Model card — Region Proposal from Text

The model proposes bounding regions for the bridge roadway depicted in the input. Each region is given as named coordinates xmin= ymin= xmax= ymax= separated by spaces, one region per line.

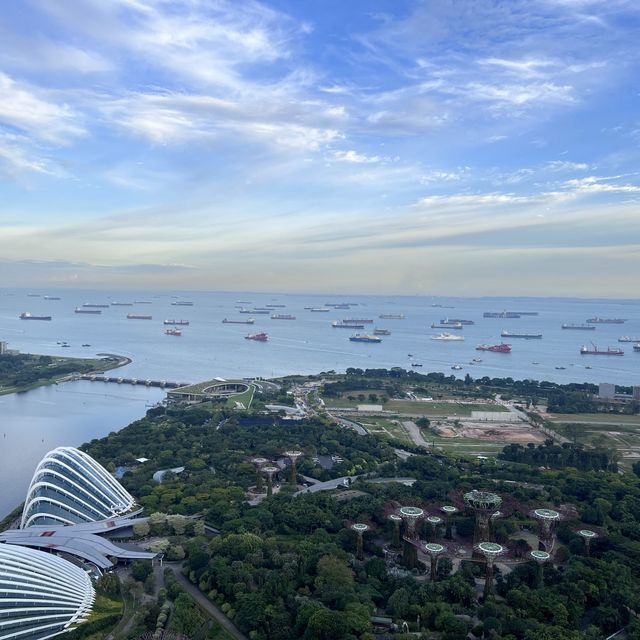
xmin=79 ymin=374 xmax=191 ymax=389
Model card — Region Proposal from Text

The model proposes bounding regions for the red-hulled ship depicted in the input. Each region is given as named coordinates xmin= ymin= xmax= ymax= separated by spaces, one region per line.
xmin=245 ymin=332 xmax=268 ymax=341
xmin=476 ymin=343 xmax=512 ymax=353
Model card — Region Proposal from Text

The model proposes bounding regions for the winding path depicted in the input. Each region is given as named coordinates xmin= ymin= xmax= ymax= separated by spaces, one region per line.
xmin=166 ymin=564 xmax=248 ymax=640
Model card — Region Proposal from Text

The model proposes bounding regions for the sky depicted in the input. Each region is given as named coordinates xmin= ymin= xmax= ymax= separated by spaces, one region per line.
xmin=1 ymin=0 xmax=639 ymax=296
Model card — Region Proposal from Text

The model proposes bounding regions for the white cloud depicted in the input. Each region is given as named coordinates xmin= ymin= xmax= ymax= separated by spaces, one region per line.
xmin=331 ymin=150 xmax=382 ymax=164
xmin=0 ymin=72 xmax=85 ymax=143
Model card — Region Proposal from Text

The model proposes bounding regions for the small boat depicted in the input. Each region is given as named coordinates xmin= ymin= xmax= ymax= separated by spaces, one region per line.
xmin=634 ymin=344 xmax=640 ymax=352
xmin=555 ymin=366 xmax=566 ymax=370
xmin=245 ymin=332 xmax=268 ymax=341
xmin=451 ymin=364 xmax=463 ymax=370
xmin=81 ymin=344 xmax=91 ymax=347
xmin=618 ymin=336 xmax=640 ymax=343
xmin=411 ymin=363 xmax=423 ymax=367
xmin=165 ymin=328 xmax=182 ymax=336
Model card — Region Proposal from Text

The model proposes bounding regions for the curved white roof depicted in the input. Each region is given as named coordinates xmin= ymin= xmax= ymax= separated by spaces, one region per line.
xmin=21 ymin=447 xmax=136 ymax=528
xmin=0 ymin=544 xmax=95 ymax=640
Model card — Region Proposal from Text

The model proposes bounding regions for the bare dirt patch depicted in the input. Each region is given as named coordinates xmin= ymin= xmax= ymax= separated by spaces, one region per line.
xmin=434 ymin=421 xmax=545 ymax=443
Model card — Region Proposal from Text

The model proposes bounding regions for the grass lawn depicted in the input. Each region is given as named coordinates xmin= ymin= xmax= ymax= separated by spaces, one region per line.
xmin=548 ymin=413 xmax=640 ymax=425
xmin=225 ymin=385 xmax=254 ymax=409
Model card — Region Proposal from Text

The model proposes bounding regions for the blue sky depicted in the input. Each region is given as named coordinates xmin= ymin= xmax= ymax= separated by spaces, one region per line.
xmin=1 ymin=0 xmax=639 ymax=295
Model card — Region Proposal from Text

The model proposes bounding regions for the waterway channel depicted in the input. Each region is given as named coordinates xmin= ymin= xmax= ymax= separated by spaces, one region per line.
xmin=0 ymin=380 xmax=165 ymax=520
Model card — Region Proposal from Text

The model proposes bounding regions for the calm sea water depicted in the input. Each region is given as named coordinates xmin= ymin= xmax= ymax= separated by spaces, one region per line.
xmin=2 ymin=288 xmax=639 ymax=384
xmin=1 ymin=288 xmax=638 ymax=519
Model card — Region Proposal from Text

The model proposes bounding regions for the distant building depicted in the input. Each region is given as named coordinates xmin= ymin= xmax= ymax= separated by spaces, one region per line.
xmin=0 ymin=340 xmax=6 ymax=354
xmin=634 ymin=386 xmax=640 ymax=401
xmin=357 ymin=404 xmax=383 ymax=412
xmin=598 ymin=383 xmax=616 ymax=399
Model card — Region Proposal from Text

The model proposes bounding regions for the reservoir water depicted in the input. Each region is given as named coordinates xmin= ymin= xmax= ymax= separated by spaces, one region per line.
xmin=1 ymin=288 xmax=639 ymax=518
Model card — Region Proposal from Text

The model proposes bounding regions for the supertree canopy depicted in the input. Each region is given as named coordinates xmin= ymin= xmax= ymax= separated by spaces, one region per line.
xmin=463 ymin=490 xmax=503 ymax=543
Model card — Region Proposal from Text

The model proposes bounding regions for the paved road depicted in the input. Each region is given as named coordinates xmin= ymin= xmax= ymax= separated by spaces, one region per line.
xmin=330 ymin=414 xmax=368 ymax=435
xmin=402 ymin=421 xmax=429 ymax=448
xmin=166 ymin=564 xmax=248 ymax=640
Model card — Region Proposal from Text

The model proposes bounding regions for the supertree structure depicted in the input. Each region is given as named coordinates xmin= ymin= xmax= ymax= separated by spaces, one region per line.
xmin=389 ymin=514 xmax=402 ymax=549
xmin=577 ymin=529 xmax=597 ymax=556
xmin=251 ymin=457 xmax=269 ymax=492
xmin=529 ymin=549 xmax=551 ymax=588
xmin=399 ymin=506 xmax=424 ymax=569
xmin=425 ymin=515 xmax=442 ymax=541
xmin=424 ymin=542 xmax=446 ymax=581
xmin=531 ymin=508 xmax=562 ymax=552
xmin=284 ymin=450 xmax=303 ymax=486
xmin=440 ymin=505 xmax=458 ymax=539
xmin=475 ymin=541 xmax=505 ymax=598
xmin=261 ymin=465 xmax=279 ymax=497
xmin=351 ymin=523 xmax=369 ymax=560
xmin=463 ymin=490 xmax=503 ymax=543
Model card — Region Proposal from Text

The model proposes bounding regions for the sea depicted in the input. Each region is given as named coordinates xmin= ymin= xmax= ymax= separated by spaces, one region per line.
xmin=1 ymin=288 xmax=639 ymax=518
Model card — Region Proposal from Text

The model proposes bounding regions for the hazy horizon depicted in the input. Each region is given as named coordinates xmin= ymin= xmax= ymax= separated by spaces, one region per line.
xmin=1 ymin=1 xmax=639 ymax=296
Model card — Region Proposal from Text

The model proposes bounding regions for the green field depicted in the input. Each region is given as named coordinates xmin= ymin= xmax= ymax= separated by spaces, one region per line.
xmin=548 ymin=413 xmax=640 ymax=425
xmin=356 ymin=415 xmax=412 ymax=445
xmin=225 ymin=385 xmax=254 ymax=409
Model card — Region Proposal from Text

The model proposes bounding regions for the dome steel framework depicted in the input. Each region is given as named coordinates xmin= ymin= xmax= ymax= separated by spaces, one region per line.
xmin=0 ymin=544 xmax=95 ymax=640
xmin=21 ymin=447 xmax=136 ymax=528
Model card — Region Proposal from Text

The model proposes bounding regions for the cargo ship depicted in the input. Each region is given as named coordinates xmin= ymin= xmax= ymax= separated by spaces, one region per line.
xmin=431 ymin=322 xmax=463 ymax=329
xmin=500 ymin=330 xmax=542 ymax=339
xmin=443 ymin=318 xmax=474 ymax=325
xmin=562 ymin=324 xmax=595 ymax=330
xmin=171 ymin=301 xmax=194 ymax=306
xmin=379 ymin=313 xmax=405 ymax=319
xmin=310 ymin=307 xmax=330 ymax=312
xmin=431 ymin=333 xmax=464 ymax=341
xmin=240 ymin=308 xmax=269 ymax=314
xmin=165 ymin=328 xmax=182 ymax=336
xmin=265 ymin=304 xmax=285 ymax=308
xmin=43 ymin=296 xmax=61 ymax=301
xmin=349 ymin=334 xmax=382 ymax=343
xmin=222 ymin=318 xmax=255 ymax=324
xmin=580 ymin=344 xmax=624 ymax=355
xmin=111 ymin=302 xmax=133 ymax=306
xmin=373 ymin=328 xmax=391 ymax=335
xmin=127 ymin=314 xmax=152 ymax=320
xmin=484 ymin=311 xmax=521 ymax=318
xmin=83 ymin=303 xmax=109 ymax=308
xmin=586 ymin=317 xmax=626 ymax=324
xmin=19 ymin=312 xmax=52 ymax=321
xmin=164 ymin=319 xmax=189 ymax=325
xmin=332 ymin=321 xmax=365 ymax=328
xmin=476 ymin=343 xmax=512 ymax=353
xmin=618 ymin=336 xmax=640 ymax=343
xmin=245 ymin=332 xmax=268 ymax=341
xmin=134 ymin=301 xmax=152 ymax=304
xmin=75 ymin=307 xmax=101 ymax=314
xmin=271 ymin=314 xmax=296 ymax=320
xmin=344 ymin=318 xmax=373 ymax=324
